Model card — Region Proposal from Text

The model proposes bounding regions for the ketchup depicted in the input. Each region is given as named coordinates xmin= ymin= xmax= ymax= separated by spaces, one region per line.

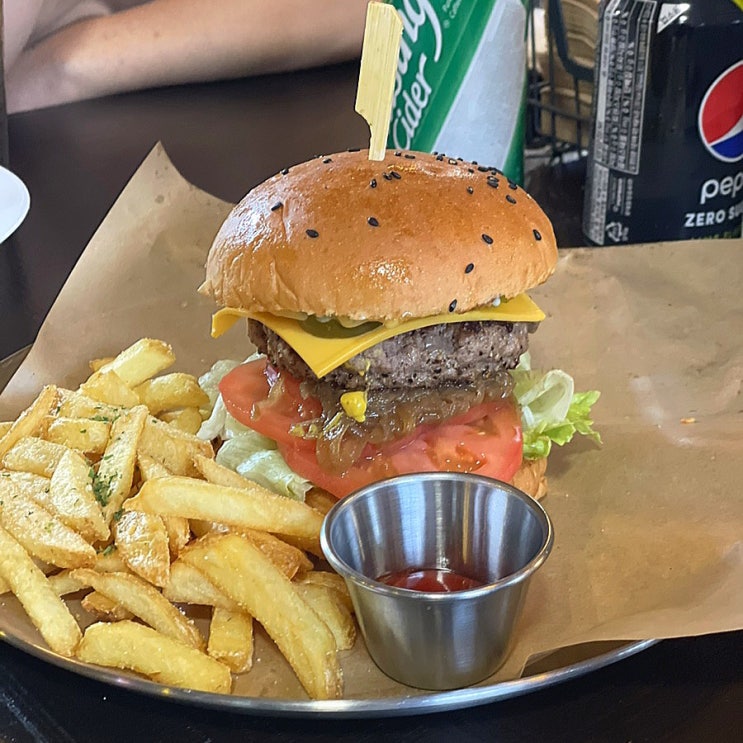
xmin=377 ymin=567 xmax=484 ymax=593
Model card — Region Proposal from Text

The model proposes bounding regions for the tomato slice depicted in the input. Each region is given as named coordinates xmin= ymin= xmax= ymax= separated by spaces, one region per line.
xmin=219 ymin=357 xmax=321 ymax=442
xmin=219 ymin=358 xmax=522 ymax=498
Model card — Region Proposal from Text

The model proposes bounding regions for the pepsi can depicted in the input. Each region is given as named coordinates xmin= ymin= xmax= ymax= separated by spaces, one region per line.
xmin=583 ymin=0 xmax=743 ymax=245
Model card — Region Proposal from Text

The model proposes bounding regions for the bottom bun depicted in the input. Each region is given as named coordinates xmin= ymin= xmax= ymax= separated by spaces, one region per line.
xmin=510 ymin=458 xmax=548 ymax=500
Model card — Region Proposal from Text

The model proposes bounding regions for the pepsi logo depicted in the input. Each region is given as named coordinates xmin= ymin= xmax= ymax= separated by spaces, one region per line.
xmin=698 ymin=60 xmax=743 ymax=163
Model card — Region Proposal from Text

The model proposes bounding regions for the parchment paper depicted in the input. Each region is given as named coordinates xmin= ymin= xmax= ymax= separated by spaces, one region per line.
xmin=1 ymin=144 xmax=741 ymax=696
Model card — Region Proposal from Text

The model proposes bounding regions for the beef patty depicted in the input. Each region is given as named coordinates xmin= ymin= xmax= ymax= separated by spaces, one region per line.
xmin=248 ymin=319 xmax=530 ymax=390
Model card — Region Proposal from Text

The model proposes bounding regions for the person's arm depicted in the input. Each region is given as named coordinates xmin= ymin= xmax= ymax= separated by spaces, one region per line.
xmin=6 ymin=0 xmax=369 ymax=113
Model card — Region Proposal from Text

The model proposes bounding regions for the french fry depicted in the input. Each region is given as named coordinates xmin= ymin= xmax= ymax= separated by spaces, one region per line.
xmin=194 ymin=454 xmax=254 ymax=489
xmin=163 ymin=516 xmax=191 ymax=559
xmin=279 ymin=533 xmax=324 ymax=560
xmin=47 ymin=569 xmax=85 ymax=596
xmin=157 ymin=408 xmax=203 ymax=435
xmin=88 ymin=356 xmax=115 ymax=373
xmin=189 ymin=519 xmax=229 ymax=538
xmin=79 ymin=370 xmax=140 ymax=408
xmin=0 ymin=525 xmax=82 ymax=656
xmin=1 ymin=470 xmax=51 ymax=497
xmin=207 ymin=607 xmax=254 ymax=673
xmin=0 ymin=554 xmax=57 ymax=597
xmin=135 ymin=456 xmax=191 ymax=559
xmin=49 ymin=449 xmax=110 ymax=543
xmin=0 ymin=478 xmax=97 ymax=568
xmin=183 ymin=528 xmax=309 ymax=579
xmin=138 ymin=417 xmax=213 ymax=477
xmin=95 ymin=338 xmax=176 ymax=387
xmin=93 ymin=548 xmax=129 ymax=573
xmin=181 ymin=533 xmax=342 ymax=700
xmin=162 ymin=559 xmax=239 ymax=610
xmin=295 ymin=571 xmax=353 ymax=613
xmin=70 ymin=569 xmax=205 ymax=651
xmin=2 ymin=437 xmax=68 ymax=478
xmin=134 ymin=373 xmax=209 ymax=416
xmin=114 ymin=510 xmax=170 ymax=587
xmin=0 ymin=422 xmax=13 ymax=437
xmin=242 ymin=529 xmax=313 ymax=579
xmin=0 ymin=386 xmax=59 ymax=459
xmin=76 ymin=621 xmax=232 ymax=693
xmin=294 ymin=582 xmax=356 ymax=651
xmin=57 ymin=392 xmax=123 ymax=423
xmin=136 ymin=453 xmax=171 ymax=480
xmin=96 ymin=406 xmax=148 ymax=524
xmin=81 ymin=591 xmax=134 ymax=622
xmin=125 ymin=477 xmax=324 ymax=541
xmin=46 ymin=417 xmax=111 ymax=456
xmin=305 ymin=488 xmax=338 ymax=516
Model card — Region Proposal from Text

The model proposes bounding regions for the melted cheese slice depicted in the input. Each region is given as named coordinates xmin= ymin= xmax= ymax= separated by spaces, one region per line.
xmin=212 ymin=293 xmax=544 ymax=378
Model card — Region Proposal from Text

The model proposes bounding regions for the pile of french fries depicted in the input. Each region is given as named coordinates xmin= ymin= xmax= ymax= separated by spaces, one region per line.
xmin=0 ymin=339 xmax=353 ymax=700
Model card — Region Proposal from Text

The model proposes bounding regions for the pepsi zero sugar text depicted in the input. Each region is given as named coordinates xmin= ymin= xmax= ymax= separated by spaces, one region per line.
xmin=583 ymin=0 xmax=743 ymax=245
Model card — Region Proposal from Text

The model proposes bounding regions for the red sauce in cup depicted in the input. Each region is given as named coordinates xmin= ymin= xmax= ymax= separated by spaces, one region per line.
xmin=377 ymin=567 xmax=484 ymax=592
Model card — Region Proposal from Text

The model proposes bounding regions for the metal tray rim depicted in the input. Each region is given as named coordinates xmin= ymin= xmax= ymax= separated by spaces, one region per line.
xmin=0 ymin=632 xmax=657 ymax=718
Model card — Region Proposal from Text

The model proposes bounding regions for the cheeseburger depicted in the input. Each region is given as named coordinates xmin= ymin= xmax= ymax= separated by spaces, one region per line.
xmin=201 ymin=150 xmax=598 ymax=499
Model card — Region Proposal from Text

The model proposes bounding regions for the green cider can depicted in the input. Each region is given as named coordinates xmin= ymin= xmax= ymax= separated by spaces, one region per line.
xmin=386 ymin=0 xmax=528 ymax=183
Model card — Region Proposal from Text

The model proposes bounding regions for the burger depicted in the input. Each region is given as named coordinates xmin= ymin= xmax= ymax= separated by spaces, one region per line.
xmin=199 ymin=150 xmax=599 ymax=500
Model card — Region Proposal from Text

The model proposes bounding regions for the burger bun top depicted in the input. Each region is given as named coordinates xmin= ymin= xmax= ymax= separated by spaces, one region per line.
xmin=203 ymin=150 xmax=557 ymax=323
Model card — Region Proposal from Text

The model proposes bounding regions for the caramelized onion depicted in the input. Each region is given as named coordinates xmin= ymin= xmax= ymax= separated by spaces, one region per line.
xmin=301 ymin=372 xmax=514 ymax=473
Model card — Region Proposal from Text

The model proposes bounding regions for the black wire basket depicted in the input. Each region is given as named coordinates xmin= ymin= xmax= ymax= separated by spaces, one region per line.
xmin=526 ymin=0 xmax=596 ymax=159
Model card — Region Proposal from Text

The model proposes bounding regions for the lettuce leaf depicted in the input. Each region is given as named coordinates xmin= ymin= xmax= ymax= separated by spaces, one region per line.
xmin=197 ymin=359 xmax=241 ymax=441
xmin=510 ymin=353 xmax=602 ymax=460
xmin=216 ymin=432 xmax=311 ymax=501
xmin=197 ymin=355 xmax=311 ymax=500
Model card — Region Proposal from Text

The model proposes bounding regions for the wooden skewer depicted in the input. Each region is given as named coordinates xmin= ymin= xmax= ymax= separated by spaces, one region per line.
xmin=355 ymin=2 xmax=403 ymax=161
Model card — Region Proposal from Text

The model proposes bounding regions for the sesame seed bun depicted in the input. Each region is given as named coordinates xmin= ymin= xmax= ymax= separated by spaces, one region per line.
xmin=202 ymin=150 xmax=557 ymax=323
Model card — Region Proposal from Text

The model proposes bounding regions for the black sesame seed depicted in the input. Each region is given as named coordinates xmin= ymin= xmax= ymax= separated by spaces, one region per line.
xmin=467 ymin=168 xmax=475 ymax=174
xmin=270 ymin=201 xmax=283 ymax=212
xmin=404 ymin=153 xmax=416 ymax=159
xmin=435 ymin=154 xmax=444 ymax=161
xmin=306 ymin=229 xmax=319 ymax=238
xmin=394 ymin=151 xmax=402 ymax=156
xmin=448 ymin=299 xmax=457 ymax=312
xmin=466 ymin=186 xmax=474 ymax=194
xmin=348 ymin=147 xmax=360 ymax=152
xmin=383 ymin=172 xmax=392 ymax=181
xmin=477 ymin=165 xmax=490 ymax=172
xmin=506 ymin=195 xmax=517 ymax=204
xmin=391 ymin=171 xmax=402 ymax=180
xmin=490 ymin=167 xmax=503 ymax=175
xmin=507 ymin=180 xmax=518 ymax=190
xmin=465 ymin=263 xmax=475 ymax=274
xmin=367 ymin=216 xmax=379 ymax=227
xmin=323 ymin=158 xmax=332 ymax=164
xmin=533 ymin=229 xmax=542 ymax=241
xmin=472 ymin=160 xmax=478 ymax=165
xmin=487 ymin=177 xmax=499 ymax=188
xmin=281 ymin=168 xmax=289 ymax=176
xmin=370 ymin=178 xmax=377 ymax=188
xmin=482 ymin=233 xmax=493 ymax=245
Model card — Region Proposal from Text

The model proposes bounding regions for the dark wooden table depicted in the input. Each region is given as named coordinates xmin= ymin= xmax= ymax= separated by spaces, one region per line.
xmin=1 ymin=62 xmax=740 ymax=742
